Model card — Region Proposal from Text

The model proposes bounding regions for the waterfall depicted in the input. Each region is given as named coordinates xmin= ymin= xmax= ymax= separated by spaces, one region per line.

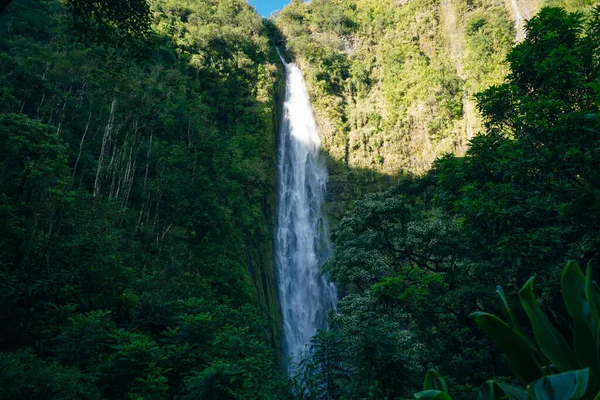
xmin=510 ymin=0 xmax=527 ymax=41
xmin=275 ymin=51 xmax=338 ymax=370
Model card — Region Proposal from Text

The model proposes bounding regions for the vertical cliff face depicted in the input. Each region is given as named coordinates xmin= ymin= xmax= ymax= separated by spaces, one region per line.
xmin=274 ymin=0 xmax=597 ymax=221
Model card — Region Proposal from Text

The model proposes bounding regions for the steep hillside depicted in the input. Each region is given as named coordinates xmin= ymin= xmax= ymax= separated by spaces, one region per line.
xmin=0 ymin=0 xmax=288 ymax=397
xmin=275 ymin=0 xmax=597 ymax=219
xmin=288 ymin=6 xmax=600 ymax=399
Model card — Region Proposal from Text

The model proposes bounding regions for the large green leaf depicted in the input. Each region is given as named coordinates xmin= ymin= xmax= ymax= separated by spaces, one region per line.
xmin=584 ymin=264 xmax=600 ymax=395
xmin=585 ymin=265 xmax=600 ymax=328
xmin=519 ymin=276 xmax=578 ymax=372
xmin=423 ymin=369 xmax=449 ymax=393
xmin=495 ymin=382 xmax=528 ymax=400
xmin=561 ymin=261 xmax=588 ymax=322
xmin=414 ymin=390 xmax=452 ymax=400
xmin=471 ymin=312 xmax=544 ymax=383
xmin=497 ymin=285 xmax=544 ymax=359
xmin=561 ymin=261 xmax=598 ymax=372
xmin=527 ymin=369 xmax=589 ymax=400
xmin=497 ymin=286 xmax=522 ymax=330
xmin=477 ymin=380 xmax=508 ymax=400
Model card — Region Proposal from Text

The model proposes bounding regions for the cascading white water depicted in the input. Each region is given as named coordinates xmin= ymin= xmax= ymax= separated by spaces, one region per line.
xmin=275 ymin=51 xmax=337 ymax=369
xmin=510 ymin=0 xmax=526 ymax=41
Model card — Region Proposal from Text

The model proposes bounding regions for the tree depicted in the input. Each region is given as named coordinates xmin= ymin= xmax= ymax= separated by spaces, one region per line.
xmin=67 ymin=0 xmax=151 ymax=37
xmin=0 ymin=0 xmax=286 ymax=397
xmin=413 ymin=261 xmax=600 ymax=400
xmin=0 ymin=0 xmax=151 ymax=37
xmin=436 ymin=6 xmax=600 ymax=279
xmin=292 ymin=330 xmax=347 ymax=400
xmin=320 ymin=6 xmax=600 ymax=398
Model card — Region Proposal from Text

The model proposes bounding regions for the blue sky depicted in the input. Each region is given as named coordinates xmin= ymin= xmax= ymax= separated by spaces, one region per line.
xmin=248 ymin=0 xmax=289 ymax=17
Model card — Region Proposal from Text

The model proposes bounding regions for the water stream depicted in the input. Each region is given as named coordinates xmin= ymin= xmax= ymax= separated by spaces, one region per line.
xmin=275 ymin=51 xmax=338 ymax=370
xmin=510 ymin=0 xmax=526 ymax=41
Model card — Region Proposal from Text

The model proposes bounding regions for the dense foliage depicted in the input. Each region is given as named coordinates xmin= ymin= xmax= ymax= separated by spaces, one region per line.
xmin=294 ymin=6 xmax=600 ymax=399
xmin=418 ymin=260 xmax=600 ymax=399
xmin=3 ymin=0 xmax=600 ymax=398
xmin=274 ymin=0 xmax=597 ymax=225
xmin=0 ymin=0 xmax=289 ymax=397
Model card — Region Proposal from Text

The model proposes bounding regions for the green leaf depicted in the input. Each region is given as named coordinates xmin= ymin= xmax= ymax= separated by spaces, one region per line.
xmin=497 ymin=285 xmax=542 ymax=356
xmin=585 ymin=265 xmax=600 ymax=327
xmin=414 ymin=390 xmax=452 ymax=400
xmin=586 ymin=81 xmax=600 ymax=108
xmin=527 ymin=369 xmax=589 ymax=400
xmin=584 ymin=264 xmax=600 ymax=395
xmin=495 ymin=382 xmax=528 ymax=400
xmin=477 ymin=380 xmax=508 ymax=400
xmin=423 ymin=369 xmax=449 ymax=393
xmin=471 ymin=312 xmax=544 ymax=383
xmin=497 ymin=286 xmax=522 ymax=330
xmin=519 ymin=276 xmax=578 ymax=372
xmin=562 ymin=261 xmax=598 ymax=373
xmin=561 ymin=262 xmax=588 ymax=321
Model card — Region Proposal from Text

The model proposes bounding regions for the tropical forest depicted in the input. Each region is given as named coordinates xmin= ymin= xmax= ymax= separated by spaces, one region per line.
xmin=0 ymin=0 xmax=599 ymax=398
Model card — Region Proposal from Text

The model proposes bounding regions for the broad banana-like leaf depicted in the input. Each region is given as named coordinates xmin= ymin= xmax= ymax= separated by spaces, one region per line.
xmin=497 ymin=286 xmax=522 ymax=330
xmin=585 ymin=265 xmax=600 ymax=327
xmin=584 ymin=264 xmax=600 ymax=395
xmin=477 ymin=380 xmax=508 ymax=400
xmin=414 ymin=390 xmax=452 ymax=400
xmin=423 ymin=369 xmax=449 ymax=393
xmin=495 ymin=382 xmax=528 ymax=400
xmin=527 ymin=368 xmax=589 ymax=400
xmin=497 ymin=285 xmax=545 ymax=360
xmin=471 ymin=312 xmax=544 ymax=383
xmin=562 ymin=261 xmax=598 ymax=373
xmin=519 ymin=276 xmax=579 ymax=372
